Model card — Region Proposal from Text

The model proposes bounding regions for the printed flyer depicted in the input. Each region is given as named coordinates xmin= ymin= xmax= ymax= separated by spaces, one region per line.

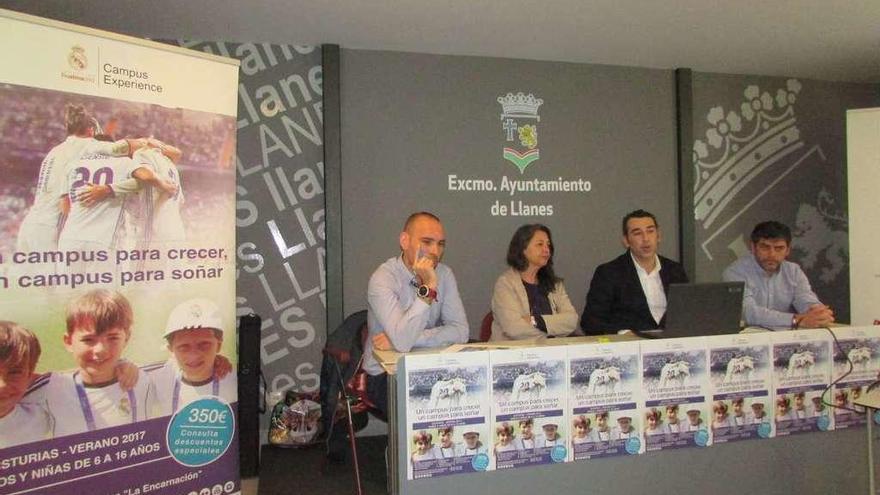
xmin=403 ymin=352 xmax=491 ymax=480
xmin=771 ymin=329 xmax=833 ymax=436
xmin=0 ymin=10 xmax=239 ymax=495
xmin=489 ymin=346 xmax=568 ymax=470
xmin=640 ymin=336 xmax=709 ymax=450
xmin=567 ymin=341 xmax=642 ymax=460
xmin=830 ymin=326 xmax=880 ymax=429
xmin=706 ymin=333 xmax=773 ymax=443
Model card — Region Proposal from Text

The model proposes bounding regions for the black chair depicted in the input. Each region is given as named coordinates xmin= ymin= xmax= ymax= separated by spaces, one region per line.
xmin=319 ymin=310 xmax=387 ymax=495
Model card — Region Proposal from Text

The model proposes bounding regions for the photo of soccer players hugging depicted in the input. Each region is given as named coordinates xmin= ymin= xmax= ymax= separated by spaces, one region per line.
xmin=0 ymin=84 xmax=237 ymax=494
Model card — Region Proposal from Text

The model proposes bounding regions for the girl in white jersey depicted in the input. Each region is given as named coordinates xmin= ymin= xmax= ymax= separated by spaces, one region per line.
xmin=16 ymin=105 xmax=137 ymax=253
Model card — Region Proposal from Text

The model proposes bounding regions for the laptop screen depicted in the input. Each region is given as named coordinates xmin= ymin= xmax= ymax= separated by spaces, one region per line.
xmin=660 ymin=282 xmax=745 ymax=338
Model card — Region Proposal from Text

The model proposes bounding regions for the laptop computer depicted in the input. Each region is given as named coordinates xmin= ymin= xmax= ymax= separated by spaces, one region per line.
xmin=646 ymin=281 xmax=745 ymax=339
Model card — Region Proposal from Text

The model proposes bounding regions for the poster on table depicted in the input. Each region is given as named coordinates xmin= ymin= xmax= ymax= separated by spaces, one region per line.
xmin=830 ymin=326 xmax=880 ymax=429
xmin=0 ymin=10 xmax=240 ymax=495
xmin=640 ymin=336 xmax=710 ymax=450
xmin=567 ymin=341 xmax=642 ymax=460
xmin=403 ymin=352 xmax=491 ymax=480
xmin=706 ymin=333 xmax=773 ymax=443
xmin=771 ymin=329 xmax=833 ymax=436
xmin=489 ymin=346 xmax=568 ymax=470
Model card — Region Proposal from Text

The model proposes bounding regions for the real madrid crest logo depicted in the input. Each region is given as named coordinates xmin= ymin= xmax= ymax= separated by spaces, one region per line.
xmin=190 ymin=303 xmax=203 ymax=319
xmin=67 ymin=45 xmax=88 ymax=71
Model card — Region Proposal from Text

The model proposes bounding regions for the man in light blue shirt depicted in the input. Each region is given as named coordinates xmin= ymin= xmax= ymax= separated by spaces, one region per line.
xmin=722 ymin=221 xmax=833 ymax=330
xmin=364 ymin=212 xmax=469 ymax=416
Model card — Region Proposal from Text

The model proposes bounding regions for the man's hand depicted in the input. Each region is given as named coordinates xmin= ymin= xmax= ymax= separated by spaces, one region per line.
xmin=412 ymin=255 xmax=437 ymax=288
xmin=115 ymin=360 xmax=140 ymax=391
xmin=78 ymin=183 xmax=114 ymax=207
xmin=214 ymin=354 xmax=232 ymax=379
xmin=372 ymin=332 xmax=393 ymax=351
xmin=797 ymin=304 xmax=835 ymax=328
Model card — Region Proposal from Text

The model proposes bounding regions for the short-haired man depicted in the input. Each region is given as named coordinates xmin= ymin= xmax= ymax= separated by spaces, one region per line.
xmin=722 ymin=221 xmax=833 ymax=329
xmin=364 ymin=212 xmax=469 ymax=417
xmin=581 ymin=209 xmax=689 ymax=334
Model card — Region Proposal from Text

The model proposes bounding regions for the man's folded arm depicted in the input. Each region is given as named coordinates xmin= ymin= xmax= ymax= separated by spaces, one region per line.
xmin=791 ymin=267 xmax=822 ymax=314
xmin=418 ymin=271 xmax=469 ymax=347
xmin=367 ymin=272 xmax=431 ymax=353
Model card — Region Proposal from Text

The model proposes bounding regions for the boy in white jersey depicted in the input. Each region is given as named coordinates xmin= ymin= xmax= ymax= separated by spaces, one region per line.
xmin=0 ymin=321 xmax=53 ymax=448
xmin=45 ymin=290 xmax=152 ymax=438
xmin=149 ymin=298 xmax=237 ymax=416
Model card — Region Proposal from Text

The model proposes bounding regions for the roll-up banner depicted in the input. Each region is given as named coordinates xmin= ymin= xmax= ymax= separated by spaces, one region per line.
xmin=0 ymin=9 xmax=240 ymax=495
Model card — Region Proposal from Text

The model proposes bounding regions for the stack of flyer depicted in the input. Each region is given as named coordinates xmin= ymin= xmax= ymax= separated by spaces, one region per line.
xmin=404 ymin=351 xmax=492 ymax=479
xmin=640 ymin=337 xmax=710 ymax=450
xmin=567 ymin=340 xmax=643 ymax=459
xmin=770 ymin=329 xmax=833 ymax=435
xmin=489 ymin=346 xmax=568 ymax=470
xmin=706 ymin=333 xmax=773 ymax=443
xmin=831 ymin=327 xmax=880 ymax=429
xmin=397 ymin=326 xmax=880 ymax=481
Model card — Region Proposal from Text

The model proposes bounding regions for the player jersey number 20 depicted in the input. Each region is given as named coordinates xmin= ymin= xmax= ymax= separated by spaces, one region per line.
xmin=69 ymin=166 xmax=114 ymax=199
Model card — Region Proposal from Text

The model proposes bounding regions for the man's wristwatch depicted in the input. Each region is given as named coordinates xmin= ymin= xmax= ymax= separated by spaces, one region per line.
xmin=791 ymin=315 xmax=800 ymax=329
xmin=417 ymin=285 xmax=438 ymax=302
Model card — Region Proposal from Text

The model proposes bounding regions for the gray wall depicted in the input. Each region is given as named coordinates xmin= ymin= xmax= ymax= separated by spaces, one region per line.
xmin=340 ymin=49 xmax=680 ymax=332
xmin=166 ymin=41 xmax=326 ymax=438
xmin=689 ymin=72 xmax=880 ymax=324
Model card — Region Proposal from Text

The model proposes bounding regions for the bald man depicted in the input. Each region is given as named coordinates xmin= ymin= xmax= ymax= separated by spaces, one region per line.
xmin=364 ymin=212 xmax=469 ymax=416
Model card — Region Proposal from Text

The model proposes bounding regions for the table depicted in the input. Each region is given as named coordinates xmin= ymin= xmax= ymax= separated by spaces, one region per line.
xmin=376 ymin=334 xmax=871 ymax=495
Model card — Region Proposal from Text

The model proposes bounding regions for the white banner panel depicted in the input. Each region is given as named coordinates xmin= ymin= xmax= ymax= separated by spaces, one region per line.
xmin=0 ymin=9 xmax=240 ymax=495
xmin=0 ymin=10 xmax=237 ymax=117
xmin=847 ymin=108 xmax=880 ymax=326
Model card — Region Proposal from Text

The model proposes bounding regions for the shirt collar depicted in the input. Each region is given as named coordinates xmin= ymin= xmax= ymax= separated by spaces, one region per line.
xmin=394 ymin=255 xmax=418 ymax=284
xmin=630 ymin=251 xmax=662 ymax=276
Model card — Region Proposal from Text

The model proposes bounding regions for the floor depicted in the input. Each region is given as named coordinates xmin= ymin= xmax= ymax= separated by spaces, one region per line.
xmin=242 ymin=477 xmax=258 ymax=495
xmin=254 ymin=436 xmax=388 ymax=495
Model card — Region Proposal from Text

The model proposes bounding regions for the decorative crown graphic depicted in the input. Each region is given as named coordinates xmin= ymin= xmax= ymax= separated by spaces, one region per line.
xmin=498 ymin=92 xmax=543 ymax=121
xmin=692 ymin=79 xmax=803 ymax=230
